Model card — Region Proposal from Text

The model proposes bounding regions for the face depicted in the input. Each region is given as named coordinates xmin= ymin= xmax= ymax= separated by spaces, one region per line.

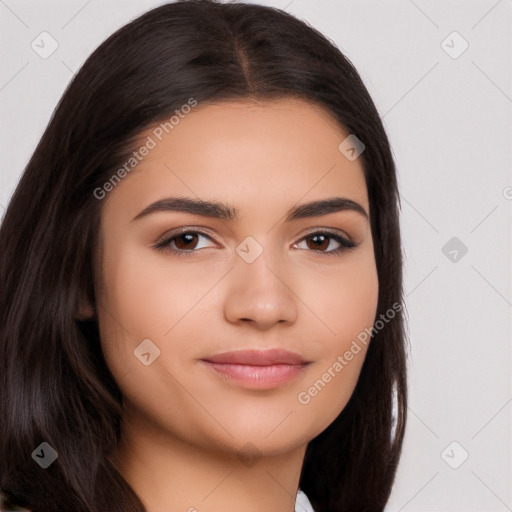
xmin=94 ymin=97 xmax=379 ymax=457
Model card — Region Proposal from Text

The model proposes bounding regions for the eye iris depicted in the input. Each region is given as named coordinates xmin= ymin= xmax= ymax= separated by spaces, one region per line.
xmin=174 ymin=233 xmax=198 ymax=250
xmin=307 ymin=234 xmax=329 ymax=251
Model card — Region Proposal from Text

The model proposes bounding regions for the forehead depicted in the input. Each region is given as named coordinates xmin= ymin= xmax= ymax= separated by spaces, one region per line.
xmin=103 ymin=97 xmax=369 ymax=219
xmin=146 ymin=97 xmax=350 ymax=158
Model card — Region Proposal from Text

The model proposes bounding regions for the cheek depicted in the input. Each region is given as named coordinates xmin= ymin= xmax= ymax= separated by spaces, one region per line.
xmin=303 ymin=249 xmax=379 ymax=345
xmin=96 ymin=240 xmax=226 ymax=394
xmin=99 ymin=242 xmax=218 ymax=339
xmin=294 ymin=251 xmax=378 ymax=428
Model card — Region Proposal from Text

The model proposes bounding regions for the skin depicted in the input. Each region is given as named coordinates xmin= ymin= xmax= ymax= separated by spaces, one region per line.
xmin=85 ymin=97 xmax=379 ymax=512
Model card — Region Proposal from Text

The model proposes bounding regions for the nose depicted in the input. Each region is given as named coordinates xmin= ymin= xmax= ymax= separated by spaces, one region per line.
xmin=223 ymin=249 xmax=298 ymax=330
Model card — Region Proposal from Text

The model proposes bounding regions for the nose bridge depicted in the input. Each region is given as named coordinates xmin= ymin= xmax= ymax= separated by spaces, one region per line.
xmin=223 ymin=238 xmax=298 ymax=328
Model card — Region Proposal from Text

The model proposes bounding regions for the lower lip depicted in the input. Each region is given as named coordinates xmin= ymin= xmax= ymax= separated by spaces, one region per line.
xmin=202 ymin=361 xmax=310 ymax=389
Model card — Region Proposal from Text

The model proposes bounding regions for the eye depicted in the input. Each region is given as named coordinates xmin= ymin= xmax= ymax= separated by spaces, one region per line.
xmin=152 ymin=229 xmax=217 ymax=256
xmin=152 ymin=228 xmax=357 ymax=258
xmin=293 ymin=231 xmax=356 ymax=255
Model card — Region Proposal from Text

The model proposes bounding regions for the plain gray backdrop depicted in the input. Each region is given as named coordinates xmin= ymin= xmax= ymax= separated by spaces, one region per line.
xmin=0 ymin=1 xmax=511 ymax=510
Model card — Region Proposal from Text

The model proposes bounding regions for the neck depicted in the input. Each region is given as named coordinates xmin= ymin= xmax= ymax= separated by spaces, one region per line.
xmin=109 ymin=415 xmax=308 ymax=512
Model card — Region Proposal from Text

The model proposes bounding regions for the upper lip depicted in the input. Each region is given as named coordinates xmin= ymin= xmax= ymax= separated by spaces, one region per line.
xmin=202 ymin=349 xmax=310 ymax=366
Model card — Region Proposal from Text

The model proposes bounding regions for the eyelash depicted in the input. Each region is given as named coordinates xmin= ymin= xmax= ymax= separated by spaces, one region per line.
xmin=152 ymin=229 xmax=357 ymax=258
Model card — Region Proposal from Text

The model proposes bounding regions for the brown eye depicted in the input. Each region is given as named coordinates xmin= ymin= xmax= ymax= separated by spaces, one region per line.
xmin=306 ymin=234 xmax=330 ymax=251
xmin=173 ymin=232 xmax=199 ymax=250
xmin=294 ymin=231 xmax=356 ymax=255
xmin=153 ymin=230 xmax=217 ymax=256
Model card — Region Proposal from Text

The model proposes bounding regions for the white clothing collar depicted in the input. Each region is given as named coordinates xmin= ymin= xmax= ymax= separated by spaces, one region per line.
xmin=295 ymin=487 xmax=315 ymax=512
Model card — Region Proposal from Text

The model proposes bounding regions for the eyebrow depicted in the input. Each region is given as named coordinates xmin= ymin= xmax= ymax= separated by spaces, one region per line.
xmin=131 ymin=196 xmax=369 ymax=223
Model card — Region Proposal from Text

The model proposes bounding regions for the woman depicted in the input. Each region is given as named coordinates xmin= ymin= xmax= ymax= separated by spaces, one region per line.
xmin=0 ymin=1 xmax=408 ymax=511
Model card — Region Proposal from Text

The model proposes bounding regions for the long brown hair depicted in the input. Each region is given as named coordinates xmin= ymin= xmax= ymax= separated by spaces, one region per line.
xmin=0 ymin=1 xmax=408 ymax=510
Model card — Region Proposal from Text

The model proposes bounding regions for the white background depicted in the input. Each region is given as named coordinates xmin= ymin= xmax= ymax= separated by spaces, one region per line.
xmin=0 ymin=1 xmax=511 ymax=510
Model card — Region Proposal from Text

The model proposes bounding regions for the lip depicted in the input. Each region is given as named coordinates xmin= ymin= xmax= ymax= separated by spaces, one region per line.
xmin=203 ymin=348 xmax=309 ymax=366
xmin=201 ymin=349 xmax=312 ymax=390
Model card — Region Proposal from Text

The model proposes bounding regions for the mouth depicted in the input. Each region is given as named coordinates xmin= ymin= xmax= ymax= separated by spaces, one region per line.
xmin=200 ymin=349 xmax=312 ymax=390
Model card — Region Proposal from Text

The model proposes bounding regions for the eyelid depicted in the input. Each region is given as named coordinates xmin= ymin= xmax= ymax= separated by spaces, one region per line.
xmin=156 ymin=225 xmax=353 ymax=241
xmin=300 ymin=226 xmax=353 ymax=242
xmin=153 ymin=226 xmax=218 ymax=248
